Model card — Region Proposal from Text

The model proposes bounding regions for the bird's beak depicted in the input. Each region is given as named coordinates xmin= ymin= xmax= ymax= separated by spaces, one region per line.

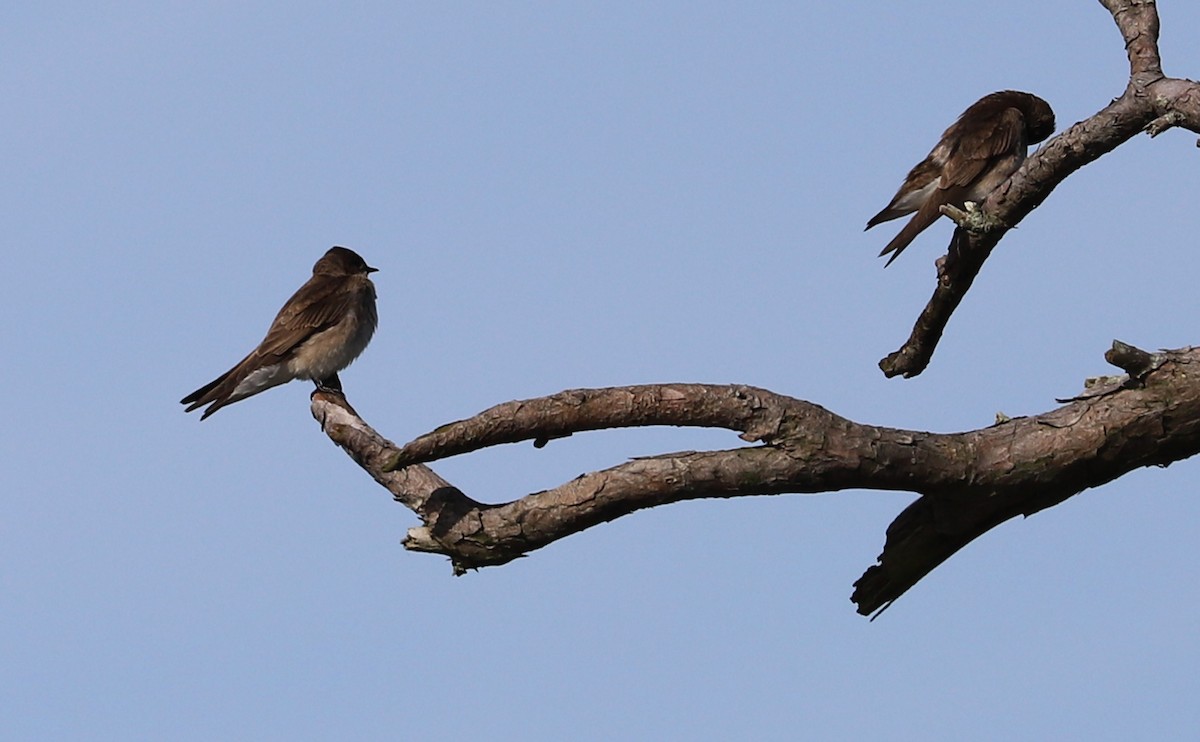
xmin=366 ymin=265 xmax=379 ymax=274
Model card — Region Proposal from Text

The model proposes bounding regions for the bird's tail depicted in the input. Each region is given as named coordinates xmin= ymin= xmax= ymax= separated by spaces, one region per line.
xmin=878 ymin=195 xmax=947 ymax=267
xmin=180 ymin=354 xmax=255 ymax=419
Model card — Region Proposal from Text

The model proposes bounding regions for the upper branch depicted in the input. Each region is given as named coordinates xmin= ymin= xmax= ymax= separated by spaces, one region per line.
xmin=383 ymin=383 xmax=823 ymax=470
xmin=880 ymin=92 xmax=1157 ymax=377
xmin=879 ymin=0 xmax=1200 ymax=378
xmin=1100 ymin=0 xmax=1162 ymax=80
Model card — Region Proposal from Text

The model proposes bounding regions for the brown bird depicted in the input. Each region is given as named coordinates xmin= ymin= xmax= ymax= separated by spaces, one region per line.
xmin=866 ymin=90 xmax=1055 ymax=266
xmin=181 ymin=246 xmax=378 ymax=419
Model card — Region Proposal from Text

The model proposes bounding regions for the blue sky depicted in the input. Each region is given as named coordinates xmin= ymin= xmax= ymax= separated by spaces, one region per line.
xmin=4 ymin=2 xmax=1199 ymax=739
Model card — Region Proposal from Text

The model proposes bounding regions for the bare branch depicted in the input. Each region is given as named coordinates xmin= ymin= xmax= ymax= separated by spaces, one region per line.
xmin=1100 ymin=0 xmax=1161 ymax=79
xmin=310 ymin=390 xmax=463 ymax=515
xmin=1149 ymin=78 xmax=1200 ymax=137
xmin=880 ymin=0 xmax=1200 ymax=378
xmin=383 ymin=384 xmax=816 ymax=471
xmin=316 ymin=344 xmax=1200 ymax=616
xmin=304 ymin=2 xmax=1200 ymax=619
xmin=879 ymin=93 xmax=1149 ymax=377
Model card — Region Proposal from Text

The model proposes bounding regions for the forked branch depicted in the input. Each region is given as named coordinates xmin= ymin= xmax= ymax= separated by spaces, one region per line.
xmin=310 ymin=2 xmax=1200 ymax=618
xmin=316 ymin=343 xmax=1200 ymax=617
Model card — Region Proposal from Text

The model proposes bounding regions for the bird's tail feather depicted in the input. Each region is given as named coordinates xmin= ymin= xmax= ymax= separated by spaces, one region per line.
xmin=180 ymin=352 xmax=256 ymax=417
xmin=878 ymin=194 xmax=950 ymax=267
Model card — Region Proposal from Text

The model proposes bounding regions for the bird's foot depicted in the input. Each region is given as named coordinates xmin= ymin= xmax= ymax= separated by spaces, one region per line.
xmin=314 ymin=373 xmax=344 ymax=395
xmin=940 ymin=201 xmax=1006 ymax=233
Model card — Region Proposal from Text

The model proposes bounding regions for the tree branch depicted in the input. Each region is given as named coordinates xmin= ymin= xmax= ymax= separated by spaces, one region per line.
xmin=304 ymin=1 xmax=1200 ymax=619
xmin=880 ymin=0 xmax=1200 ymax=378
xmin=382 ymin=384 xmax=818 ymax=471
xmin=315 ymin=343 xmax=1200 ymax=617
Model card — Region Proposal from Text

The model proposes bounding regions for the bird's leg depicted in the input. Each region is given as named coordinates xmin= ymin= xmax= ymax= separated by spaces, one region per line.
xmin=315 ymin=373 xmax=344 ymax=394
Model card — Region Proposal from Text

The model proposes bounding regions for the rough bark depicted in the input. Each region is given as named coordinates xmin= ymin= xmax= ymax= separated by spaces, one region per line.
xmin=316 ymin=342 xmax=1200 ymax=617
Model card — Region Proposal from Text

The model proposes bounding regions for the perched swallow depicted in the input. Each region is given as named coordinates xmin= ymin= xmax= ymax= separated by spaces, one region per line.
xmin=866 ymin=90 xmax=1055 ymax=266
xmin=181 ymin=246 xmax=378 ymax=419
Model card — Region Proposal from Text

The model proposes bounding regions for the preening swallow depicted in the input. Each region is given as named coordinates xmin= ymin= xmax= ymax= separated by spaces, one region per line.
xmin=867 ymin=90 xmax=1055 ymax=266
